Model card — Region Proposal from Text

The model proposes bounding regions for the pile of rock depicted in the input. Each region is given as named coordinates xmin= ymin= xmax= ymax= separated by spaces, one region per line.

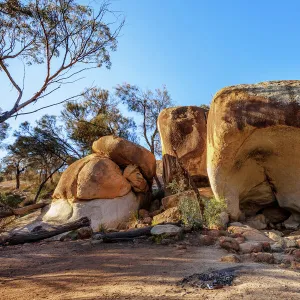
xmin=43 ymin=135 xmax=156 ymax=231
xmin=218 ymin=222 xmax=300 ymax=269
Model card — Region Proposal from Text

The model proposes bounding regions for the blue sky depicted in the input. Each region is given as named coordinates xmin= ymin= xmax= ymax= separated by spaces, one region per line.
xmin=2 ymin=0 xmax=300 ymax=154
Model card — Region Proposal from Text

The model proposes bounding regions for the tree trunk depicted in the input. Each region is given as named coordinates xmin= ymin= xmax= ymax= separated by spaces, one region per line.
xmin=15 ymin=169 xmax=20 ymax=190
xmin=0 ymin=217 xmax=90 ymax=245
xmin=33 ymin=162 xmax=65 ymax=202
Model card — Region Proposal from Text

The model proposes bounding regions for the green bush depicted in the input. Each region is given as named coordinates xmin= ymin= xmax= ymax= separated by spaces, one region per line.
xmin=178 ymin=196 xmax=202 ymax=229
xmin=203 ymin=197 xmax=227 ymax=228
xmin=0 ymin=192 xmax=25 ymax=208
xmin=167 ymin=178 xmax=187 ymax=194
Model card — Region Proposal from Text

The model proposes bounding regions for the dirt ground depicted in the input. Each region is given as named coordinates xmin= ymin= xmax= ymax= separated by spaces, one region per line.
xmin=0 ymin=240 xmax=300 ymax=300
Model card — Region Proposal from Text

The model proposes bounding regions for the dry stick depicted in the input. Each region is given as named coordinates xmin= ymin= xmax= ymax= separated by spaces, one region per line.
xmin=172 ymin=147 xmax=205 ymax=218
xmin=0 ymin=217 xmax=90 ymax=245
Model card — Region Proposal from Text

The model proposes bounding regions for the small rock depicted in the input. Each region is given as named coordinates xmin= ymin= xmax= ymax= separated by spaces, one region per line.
xmin=152 ymin=207 xmax=181 ymax=224
xmin=245 ymin=214 xmax=267 ymax=230
xmin=283 ymin=216 xmax=299 ymax=230
xmin=262 ymin=242 xmax=271 ymax=252
xmin=77 ymin=227 xmax=93 ymax=239
xmin=206 ymin=229 xmax=226 ymax=238
xmin=266 ymin=230 xmax=283 ymax=242
xmin=220 ymin=254 xmax=241 ymax=263
xmin=271 ymin=242 xmax=284 ymax=253
xmin=251 ymin=252 xmax=275 ymax=264
xmin=235 ymin=236 xmax=246 ymax=244
xmin=293 ymin=249 xmax=300 ymax=260
xmin=228 ymin=222 xmax=244 ymax=227
xmin=219 ymin=212 xmax=229 ymax=229
xmin=219 ymin=236 xmax=240 ymax=252
xmin=92 ymin=233 xmax=104 ymax=240
xmin=151 ymin=224 xmax=182 ymax=237
xmin=284 ymin=238 xmax=297 ymax=248
xmin=290 ymin=261 xmax=300 ymax=270
xmin=198 ymin=235 xmax=216 ymax=246
xmin=239 ymin=242 xmax=263 ymax=254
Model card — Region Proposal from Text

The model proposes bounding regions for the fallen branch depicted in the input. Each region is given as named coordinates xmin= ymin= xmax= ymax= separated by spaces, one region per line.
xmin=0 ymin=217 xmax=90 ymax=245
xmin=95 ymin=221 xmax=182 ymax=242
xmin=0 ymin=202 xmax=47 ymax=218
xmin=97 ymin=226 xmax=153 ymax=242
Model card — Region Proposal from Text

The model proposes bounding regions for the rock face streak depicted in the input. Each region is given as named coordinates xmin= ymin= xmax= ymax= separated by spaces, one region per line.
xmin=207 ymin=81 xmax=300 ymax=221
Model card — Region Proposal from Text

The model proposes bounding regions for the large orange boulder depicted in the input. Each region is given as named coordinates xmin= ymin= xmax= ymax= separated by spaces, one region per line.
xmin=92 ymin=135 xmax=156 ymax=182
xmin=53 ymin=154 xmax=131 ymax=201
xmin=207 ymin=80 xmax=300 ymax=222
xmin=157 ymin=106 xmax=209 ymax=194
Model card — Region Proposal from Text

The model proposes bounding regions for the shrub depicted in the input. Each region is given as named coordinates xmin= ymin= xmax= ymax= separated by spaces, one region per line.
xmin=0 ymin=192 xmax=25 ymax=208
xmin=203 ymin=197 xmax=227 ymax=228
xmin=167 ymin=178 xmax=187 ymax=194
xmin=178 ymin=196 xmax=202 ymax=229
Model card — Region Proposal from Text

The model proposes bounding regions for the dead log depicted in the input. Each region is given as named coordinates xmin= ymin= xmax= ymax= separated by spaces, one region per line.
xmin=97 ymin=226 xmax=153 ymax=242
xmin=95 ymin=221 xmax=182 ymax=242
xmin=0 ymin=217 xmax=90 ymax=245
xmin=0 ymin=202 xmax=47 ymax=218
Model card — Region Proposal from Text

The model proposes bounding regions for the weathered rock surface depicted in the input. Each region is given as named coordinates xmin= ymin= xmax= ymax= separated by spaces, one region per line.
xmin=228 ymin=224 xmax=272 ymax=242
xmin=77 ymin=157 xmax=131 ymax=199
xmin=151 ymin=224 xmax=182 ymax=236
xmin=157 ymin=106 xmax=209 ymax=194
xmin=245 ymin=214 xmax=267 ymax=230
xmin=161 ymin=187 xmax=213 ymax=210
xmin=152 ymin=207 xmax=181 ymax=224
xmin=123 ymin=165 xmax=149 ymax=193
xmin=207 ymin=81 xmax=300 ymax=222
xmin=219 ymin=236 xmax=240 ymax=252
xmin=53 ymin=154 xmax=131 ymax=200
xmin=43 ymin=192 xmax=139 ymax=231
xmin=92 ymin=135 xmax=156 ymax=181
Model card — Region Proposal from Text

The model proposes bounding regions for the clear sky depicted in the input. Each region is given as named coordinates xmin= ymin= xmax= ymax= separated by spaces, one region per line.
xmin=2 ymin=0 xmax=300 ymax=153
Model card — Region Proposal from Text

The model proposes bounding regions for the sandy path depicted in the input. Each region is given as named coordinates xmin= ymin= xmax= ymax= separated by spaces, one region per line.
xmin=0 ymin=241 xmax=299 ymax=300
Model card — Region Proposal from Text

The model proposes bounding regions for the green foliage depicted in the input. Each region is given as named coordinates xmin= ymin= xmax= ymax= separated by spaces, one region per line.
xmin=61 ymin=87 xmax=137 ymax=154
xmin=0 ymin=192 xmax=25 ymax=208
xmin=203 ymin=197 xmax=227 ymax=228
xmin=178 ymin=196 xmax=202 ymax=229
xmin=115 ymin=83 xmax=174 ymax=156
xmin=0 ymin=0 xmax=124 ymax=123
xmin=167 ymin=178 xmax=187 ymax=194
xmin=199 ymin=104 xmax=210 ymax=111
